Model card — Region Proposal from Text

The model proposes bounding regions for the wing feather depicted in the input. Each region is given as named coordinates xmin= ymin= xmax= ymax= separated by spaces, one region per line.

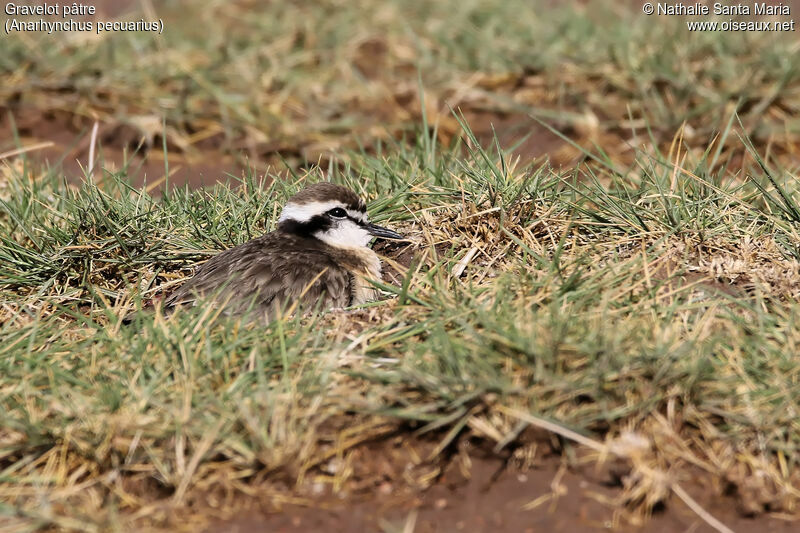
xmin=164 ymin=232 xmax=352 ymax=320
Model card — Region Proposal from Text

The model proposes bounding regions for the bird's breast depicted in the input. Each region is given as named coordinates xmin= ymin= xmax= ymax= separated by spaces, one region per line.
xmin=335 ymin=247 xmax=382 ymax=305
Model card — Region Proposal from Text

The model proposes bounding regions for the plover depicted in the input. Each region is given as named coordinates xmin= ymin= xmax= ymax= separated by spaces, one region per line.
xmin=161 ymin=182 xmax=402 ymax=321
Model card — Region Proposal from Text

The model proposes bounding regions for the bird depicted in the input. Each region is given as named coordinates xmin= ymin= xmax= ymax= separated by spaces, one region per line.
xmin=159 ymin=182 xmax=403 ymax=322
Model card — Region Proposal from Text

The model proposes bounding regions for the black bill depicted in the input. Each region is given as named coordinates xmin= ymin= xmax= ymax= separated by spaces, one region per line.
xmin=366 ymin=222 xmax=403 ymax=240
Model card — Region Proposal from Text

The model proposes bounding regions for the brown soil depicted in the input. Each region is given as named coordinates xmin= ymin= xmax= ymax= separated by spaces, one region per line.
xmin=465 ymin=110 xmax=577 ymax=168
xmin=0 ymin=107 xmax=245 ymax=190
xmin=201 ymin=432 xmax=799 ymax=533
xmin=0 ymin=105 xmax=570 ymax=191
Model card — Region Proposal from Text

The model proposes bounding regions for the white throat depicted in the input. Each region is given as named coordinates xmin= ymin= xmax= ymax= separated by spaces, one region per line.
xmin=315 ymin=222 xmax=372 ymax=248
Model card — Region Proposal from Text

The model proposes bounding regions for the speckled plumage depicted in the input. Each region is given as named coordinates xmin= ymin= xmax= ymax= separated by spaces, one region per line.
xmin=162 ymin=183 xmax=399 ymax=322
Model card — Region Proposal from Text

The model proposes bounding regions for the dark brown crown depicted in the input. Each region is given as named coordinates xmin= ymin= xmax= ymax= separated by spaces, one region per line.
xmin=288 ymin=183 xmax=365 ymax=211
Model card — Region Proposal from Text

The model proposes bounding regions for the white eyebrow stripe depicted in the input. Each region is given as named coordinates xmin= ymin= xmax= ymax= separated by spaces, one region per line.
xmin=278 ymin=201 xmax=344 ymax=223
xmin=346 ymin=209 xmax=368 ymax=223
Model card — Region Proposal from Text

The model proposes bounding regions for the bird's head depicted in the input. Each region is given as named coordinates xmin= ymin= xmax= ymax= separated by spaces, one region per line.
xmin=277 ymin=183 xmax=402 ymax=248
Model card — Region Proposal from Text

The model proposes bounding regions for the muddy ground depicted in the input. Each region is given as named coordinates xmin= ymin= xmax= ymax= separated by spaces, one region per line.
xmin=200 ymin=432 xmax=798 ymax=533
xmin=0 ymin=104 xmax=575 ymax=191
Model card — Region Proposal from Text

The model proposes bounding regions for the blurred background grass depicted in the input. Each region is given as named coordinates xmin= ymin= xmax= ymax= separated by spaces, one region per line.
xmin=3 ymin=0 xmax=800 ymax=186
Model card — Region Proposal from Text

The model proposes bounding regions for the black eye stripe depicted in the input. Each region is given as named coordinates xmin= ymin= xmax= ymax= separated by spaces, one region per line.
xmin=278 ymin=214 xmax=331 ymax=236
xmin=328 ymin=207 xmax=368 ymax=223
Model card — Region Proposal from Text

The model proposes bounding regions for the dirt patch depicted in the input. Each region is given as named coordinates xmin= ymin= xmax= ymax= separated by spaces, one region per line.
xmin=202 ymin=431 xmax=799 ymax=533
xmin=0 ymin=107 xmax=246 ymax=190
xmin=0 ymin=103 xmax=573 ymax=190
xmin=463 ymin=110 xmax=576 ymax=168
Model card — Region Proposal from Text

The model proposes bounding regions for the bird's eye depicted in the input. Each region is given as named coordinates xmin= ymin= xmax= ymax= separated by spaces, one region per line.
xmin=327 ymin=208 xmax=347 ymax=218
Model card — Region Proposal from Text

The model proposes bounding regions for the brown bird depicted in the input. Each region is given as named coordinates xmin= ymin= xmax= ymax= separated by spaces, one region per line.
xmin=161 ymin=183 xmax=402 ymax=321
